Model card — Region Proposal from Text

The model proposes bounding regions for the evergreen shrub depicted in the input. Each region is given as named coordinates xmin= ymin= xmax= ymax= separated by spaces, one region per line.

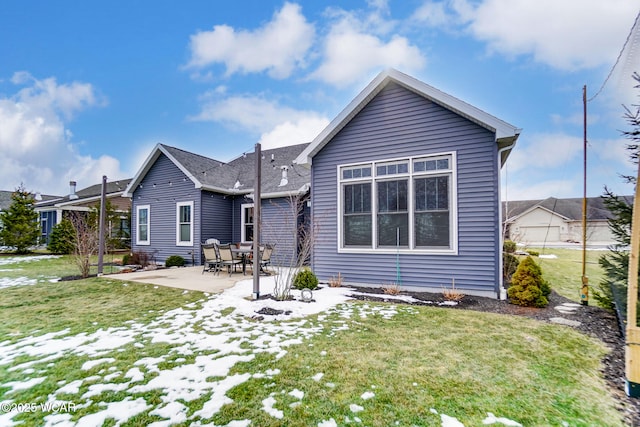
xmin=507 ymin=256 xmax=551 ymax=308
xmin=293 ymin=268 xmax=319 ymax=290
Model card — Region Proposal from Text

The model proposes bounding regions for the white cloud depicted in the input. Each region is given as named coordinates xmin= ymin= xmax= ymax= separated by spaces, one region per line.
xmin=0 ymin=73 xmax=125 ymax=195
xmin=190 ymin=93 xmax=329 ymax=148
xmin=186 ymin=2 xmax=315 ymax=79
xmin=258 ymin=117 xmax=329 ymax=149
xmin=503 ymin=177 xmax=580 ymax=200
xmin=508 ymin=133 xmax=583 ymax=172
xmin=310 ymin=15 xmax=426 ymax=87
xmin=414 ymin=0 xmax=637 ymax=71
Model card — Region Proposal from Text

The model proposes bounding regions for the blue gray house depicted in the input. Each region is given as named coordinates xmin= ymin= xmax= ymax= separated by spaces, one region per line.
xmin=123 ymin=143 xmax=310 ymax=266
xmin=33 ymin=180 xmax=131 ymax=245
xmin=295 ymin=69 xmax=521 ymax=298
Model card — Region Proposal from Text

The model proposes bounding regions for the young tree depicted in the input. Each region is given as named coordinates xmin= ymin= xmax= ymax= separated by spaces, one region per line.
xmin=596 ymin=73 xmax=640 ymax=309
xmin=69 ymin=211 xmax=99 ymax=278
xmin=0 ymin=184 xmax=40 ymax=254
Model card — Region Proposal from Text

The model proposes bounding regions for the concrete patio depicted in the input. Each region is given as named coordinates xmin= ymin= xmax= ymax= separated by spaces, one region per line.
xmin=107 ymin=266 xmax=250 ymax=294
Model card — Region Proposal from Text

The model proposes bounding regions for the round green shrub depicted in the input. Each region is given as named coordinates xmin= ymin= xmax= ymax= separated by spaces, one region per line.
xmin=165 ymin=255 xmax=185 ymax=268
xmin=507 ymin=256 xmax=551 ymax=307
xmin=293 ymin=268 xmax=319 ymax=290
xmin=503 ymin=239 xmax=517 ymax=254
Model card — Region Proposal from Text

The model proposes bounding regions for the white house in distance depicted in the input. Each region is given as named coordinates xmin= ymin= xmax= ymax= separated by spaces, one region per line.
xmin=503 ymin=196 xmax=632 ymax=247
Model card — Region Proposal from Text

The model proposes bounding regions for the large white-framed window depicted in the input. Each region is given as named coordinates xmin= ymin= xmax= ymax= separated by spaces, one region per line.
xmin=176 ymin=201 xmax=193 ymax=246
xmin=338 ymin=152 xmax=457 ymax=254
xmin=241 ymin=203 xmax=254 ymax=242
xmin=136 ymin=205 xmax=150 ymax=245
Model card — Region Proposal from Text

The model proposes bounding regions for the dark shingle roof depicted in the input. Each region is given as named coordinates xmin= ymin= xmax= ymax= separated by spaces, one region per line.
xmin=503 ymin=196 xmax=634 ymax=222
xmin=160 ymin=143 xmax=310 ymax=196
xmin=0 ymin=190 xmax=61 ymax=211
xmin=34 ymin=179 xmax=132 ymax=208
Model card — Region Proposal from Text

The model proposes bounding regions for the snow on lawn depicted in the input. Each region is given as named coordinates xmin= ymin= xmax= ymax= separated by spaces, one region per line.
xmin=0 ymin=255 xmax=61 ymax=266
xmin=0 ymin=277 xmax=524 ymax=427
xmin=0 ymin=255 xmax=62 ymax=288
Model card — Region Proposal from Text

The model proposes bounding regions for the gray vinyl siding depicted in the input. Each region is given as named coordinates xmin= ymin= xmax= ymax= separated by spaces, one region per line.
xmin=201 ymin=190 xmax=233 ymax=245
xmin=311 ymin=82 xmax=501 ymax=297
xmin=131 ymin=153 xmax=202 ymax=265
xmin=261 ymin=197 xmax=298 ymax=266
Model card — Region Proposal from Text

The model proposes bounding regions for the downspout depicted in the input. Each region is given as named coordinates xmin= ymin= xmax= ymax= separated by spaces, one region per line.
xmin=497 ymin=140 xmax=517 ymax=300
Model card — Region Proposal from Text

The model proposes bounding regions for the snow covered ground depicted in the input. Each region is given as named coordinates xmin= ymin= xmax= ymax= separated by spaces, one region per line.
xmin=0 ymin=270 xmax=525 ymax=426
xmin=0 ymin=255 xmax=61 ymax=289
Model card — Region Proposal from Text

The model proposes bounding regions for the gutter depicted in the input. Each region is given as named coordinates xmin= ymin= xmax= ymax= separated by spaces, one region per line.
xmin=497 ymin=140 xmax=518 ymax=300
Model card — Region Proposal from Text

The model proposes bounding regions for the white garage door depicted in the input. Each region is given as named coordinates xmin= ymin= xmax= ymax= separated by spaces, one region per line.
xmin=520 ymin=226 xmax=560 ymax=243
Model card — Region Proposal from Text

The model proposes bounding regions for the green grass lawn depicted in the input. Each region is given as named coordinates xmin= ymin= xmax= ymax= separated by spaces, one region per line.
xmin=521 ymin=247 xmax=608 ymax=305
xmin=0 ymin=254 xmax=626 ymax=426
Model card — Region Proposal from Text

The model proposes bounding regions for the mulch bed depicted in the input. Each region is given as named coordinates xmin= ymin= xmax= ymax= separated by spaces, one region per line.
xmin=348 ymin=286 xmax=639 ymax=426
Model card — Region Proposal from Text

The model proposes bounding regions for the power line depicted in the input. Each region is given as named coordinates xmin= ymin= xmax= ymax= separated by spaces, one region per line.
xmin=588 ymin=8 xmax=640 ymax=102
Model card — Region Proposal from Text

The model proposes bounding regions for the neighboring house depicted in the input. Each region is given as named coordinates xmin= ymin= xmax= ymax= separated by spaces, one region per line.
xmin=0 ymin=190 xmax=60 ymax=243
xmin=294 ymin=69 xmax=521 ymax=299
xmin=123 ymin=143 xmax=310 ymax=266
xmin=34 ymin=179 xmax=132 ymax=246
xmin=503 ymin=196 xmax=632 ymax=246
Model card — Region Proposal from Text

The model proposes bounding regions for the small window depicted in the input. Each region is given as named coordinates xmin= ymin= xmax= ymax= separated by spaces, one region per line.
xmin=413 ymin=156 xmax=451 ymax=173
xmin=241 ymin=203 xmax=254 ymax=242
xmin=342 ymin=165 xmax=372 ymax=180
xmin=376 ymin=161 xmax=409 ymax=176
xmin=136 ymin=205 xmax=150 ymax=245
xmin=176 ymin=201 xmax=193 ymax=246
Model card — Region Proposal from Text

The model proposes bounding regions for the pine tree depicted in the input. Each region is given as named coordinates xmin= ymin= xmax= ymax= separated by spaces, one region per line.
xmin=0 ymin=185 xmax=40 ymax=254
xmin=596 ymin=72 xmax=640 ymax=309
xmin=48 ymin=218 xmax=76 ymax=254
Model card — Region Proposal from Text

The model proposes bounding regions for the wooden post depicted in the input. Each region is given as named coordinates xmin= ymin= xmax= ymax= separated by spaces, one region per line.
xmin=97 ymin=175 xmax=107 ymax=276
xmin=581 ymin=85 xmax=589 ymax=305
xmin=626 ymin=159 xmax=640 ymax=397
xmin=252 ymin=143 xmax=261 ymax=300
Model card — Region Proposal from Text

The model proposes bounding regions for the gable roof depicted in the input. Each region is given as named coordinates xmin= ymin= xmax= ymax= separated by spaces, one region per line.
xmin=124 ymin=143 xmax=311 ymax=198
xmin=295 ymin=68 xmax=521 ymax=166
xmin=503 ymin=196 xmax=634 ymax=222
xmin=35 ymin=179 xmax=132 ymax=209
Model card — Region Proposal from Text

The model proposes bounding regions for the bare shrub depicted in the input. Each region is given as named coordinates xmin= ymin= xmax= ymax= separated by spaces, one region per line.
xmin=69 ymin=212 xmax=99 ymax=278
xmin=442 ymin=279 xmax=465 ymax=302
xmin=328 ymin=272 xmax=343 ymax=288
xmin=382 ymin=283 xmax=402 ymax=295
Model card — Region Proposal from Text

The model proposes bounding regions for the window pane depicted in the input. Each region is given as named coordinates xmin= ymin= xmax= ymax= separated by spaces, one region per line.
xmin=344 ymin=215 xmax=372 ymax=246
xmin=414 ymin=161 xmax=425 ymax=172
xmin=415 ymin=177 xmax=448 ymax=211
xmin=180 ymin=224 xmax=190 ymax=242
xmin=139 ymin=209 xmax=147 ymax=224
xmin=377 ymin=180 xmax=407 ymax=213
xmin=344 ymin=183 xmax=371 ymax=214
xmin=139 ymin=225 xmax=148 ymax=242
xmin=362 ymin=167 xmax=372 ymax=177
xmin=437 ymin=158 xmax=449 ymax=170
xmin=353 ymin=168 xmax=362 ymax=178
xmin=415 ymin=212 xmax=450 ymax=247
xmin=343 ymin=169 xmax=353 ymax=179
xmin=245 ymin=225 xmax=254 ymax=241
xmin=398 ymin=163 xmax=408 ymax=174
xmin=180 ymin=205 xmax=191 ymax=223
xmin=377 ymin=165 xmax=386 ymax=176
xmin=377 ymin=213 xmax=408 ymax=247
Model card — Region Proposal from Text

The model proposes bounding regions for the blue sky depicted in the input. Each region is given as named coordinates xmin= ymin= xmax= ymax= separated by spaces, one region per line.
xmin=1 ymin=0 xmax=639 ymax=200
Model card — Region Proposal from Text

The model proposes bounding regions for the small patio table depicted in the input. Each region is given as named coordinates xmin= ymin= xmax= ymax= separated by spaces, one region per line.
xmin=231 ymin=246 xmax=253 ymax=275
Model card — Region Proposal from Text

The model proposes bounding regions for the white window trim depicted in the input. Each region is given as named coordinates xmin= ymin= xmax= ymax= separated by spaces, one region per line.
xmin=176 ymin=201 xmax=194 ymax=246
xmin=241 ymin=203 xmax=254 ymax=243
xmin=337 ymin=152 xmax=458 ymax=255
xmin=136 ymin=205 xmax=150 ymax=246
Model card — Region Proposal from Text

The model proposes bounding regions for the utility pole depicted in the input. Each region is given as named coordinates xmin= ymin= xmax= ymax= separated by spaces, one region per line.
xmin=581 ymin=85 xmax=589 ymax=306
xmin=97 ymin=175 xmax=107 ymax=276
xmin=252 ymin=143 xmax=261 ymax=300
xmin=626 ymin=157 xmax=640 ymax=397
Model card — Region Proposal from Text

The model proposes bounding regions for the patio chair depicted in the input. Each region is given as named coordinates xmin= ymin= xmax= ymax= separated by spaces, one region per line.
xmin=218 ymin=244 xmax=243 ymax=276
xmin=202 ymin=243 xmax=221 ymax=275
xmin=260 ymin=244 xmax=274 ymax=273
